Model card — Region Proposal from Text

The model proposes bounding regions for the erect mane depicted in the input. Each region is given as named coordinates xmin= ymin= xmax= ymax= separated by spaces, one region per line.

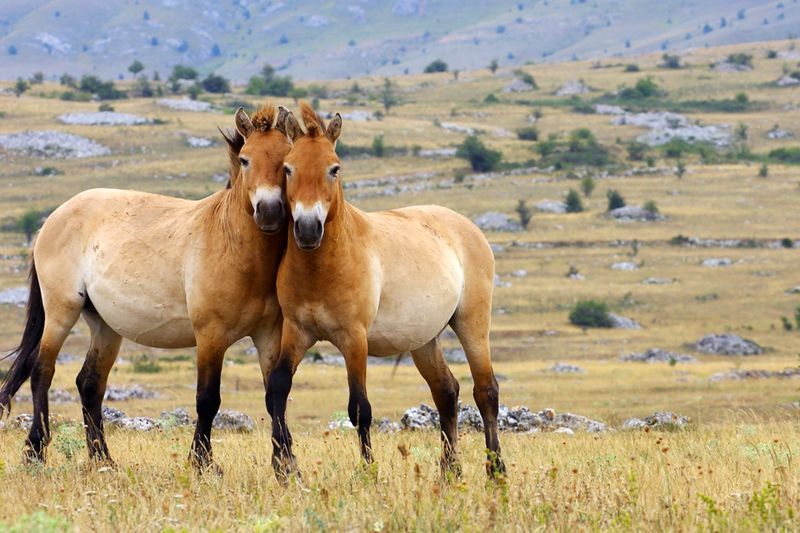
xmin=299 ymin=101 xmax=326 ymax=137
xmin=217 ymin=127 xmax=245 ymax=189
xmin=251 ymin=102 xmax=277 ymax=132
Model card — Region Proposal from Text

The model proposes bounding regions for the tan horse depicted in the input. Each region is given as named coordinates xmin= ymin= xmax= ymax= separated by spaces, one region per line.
xmin=0 ymin=104 xmax=290 ymax=471
xmin=265 ymin=102 xmax=505 ymax=481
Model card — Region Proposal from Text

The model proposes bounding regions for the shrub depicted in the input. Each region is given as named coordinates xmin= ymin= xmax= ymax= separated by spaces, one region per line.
xmin=187 ymin=83 xmax=202 ymax=100
xmin=768 ymin=147 xmax=800 ymax=163
xmin=627 ymin=142 xmax=648 ymax=161
xmin=571 ymin=99 xmax=595 ymax=114
xmin=624 ymin=64 xmax=640 ymax=72
xmin=759 ymin=163 xmax=769 ymax=177
xmin=98 ymin=102 xmax=114 ymax=112
xmin=513 ymin=69 xmax=537 ymax=88
xmin=569 ymin=300 xmax=613 ymax=328
xmin=643 ymin=200 xmax=659 ymax=214
xmin=14 ymin=77 xmax=29 ymax=97
xmin=781 ymin=316 xmax=794 ymax=331
xmin=488 ymin=59 xmax=499 ymax=74
xmin=766 ymin=49 xmax=778 ymax=59
xmin=484 ymin=93 xmax=499 ymax=103
xmin=735 ymin=122 xmax=748 ymax=141
xmin=580 ymin=175 xmax=595 ymax=197
xmin=371 ymin=135 xmax=385 ymax=157
xmin=423 ymin=59 xmax=448 ymax=73
xmin=618 ymin=77 xmax=661 ymax=99
xmin=796 ymin=306 xmax=800 ymax=330
xmin=79 ymin=75 xmax=126 ymax=99
xmin=565 ymin=189 xmax=584 ymax=213
xmin=515 ymin=200 xmax=532 ymax=229
xmin=170 ymin=64 xmax=198 ymax=81
xmin=17 ymin=209 xmax=43 ymax=244
xmin=128 ymin=59 xmax=145 ymax=78
xmin=606 ymin=189 xmax=626 ymax=211
xmin=675 ymin=160 xmax=686 ymax=178
xmin=660 ymin=54 xmax=682 ymax=68
xmin=59 ymin=73 xmax=77 ymax=88
xmin=536 ymin=137 xmax=557 ymax=157
xmin=670 ymin=234 xmax=690 ymax=246
xmin=726 ymin=53 xmax=753 ymax=67
xmin=380 ymin=77 xmax=400 ymax=113
xmin=781 ymin=237 xmax=794 ymax=248
xmin=517 ymin=126 xmax=539 ymax=141
xmin=456 ymin=135 xmax=502 ymax=172
xmin=201 ymin=73 xmax=230 ymax=93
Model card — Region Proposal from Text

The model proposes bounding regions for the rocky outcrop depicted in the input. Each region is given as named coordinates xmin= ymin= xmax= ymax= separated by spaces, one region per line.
xmin=695 ymin=334 xmax=762 ymax=356
xmin=623 ymin=411 xmax=690 ymax=430
xmin=620 ymin=348 xmax=697 ymax=364
xmin=0 ymin=130 xmax=111 ymax=158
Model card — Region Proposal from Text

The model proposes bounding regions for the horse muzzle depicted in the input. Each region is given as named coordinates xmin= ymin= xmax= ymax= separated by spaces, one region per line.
xmin=254 ymin=199 xmax=285 ymax=234
xmin=293 ymin=216 xmax=324 ymax=251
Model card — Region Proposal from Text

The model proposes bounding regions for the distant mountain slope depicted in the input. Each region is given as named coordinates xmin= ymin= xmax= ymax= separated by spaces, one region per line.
xmin=1 ymin=0 xmax=798 ymax=82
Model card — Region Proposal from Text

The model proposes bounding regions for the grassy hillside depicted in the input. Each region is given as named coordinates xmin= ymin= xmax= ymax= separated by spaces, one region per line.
xmin=0 ymin=39 xmax=799 ymax=530
xmin=1 ymin=0 xmax=800 ymax=81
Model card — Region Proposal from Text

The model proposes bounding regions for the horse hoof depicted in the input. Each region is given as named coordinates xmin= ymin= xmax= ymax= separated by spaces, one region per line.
xmin=485 ymin=455 xmax=507 ymax=480
xmin=272 ymin=455 xmax=301 ymax=486
xmin=441 ymin=459 xmax=463 ymax=481
xmin=23 ymin=448 xmax=45 ymax=465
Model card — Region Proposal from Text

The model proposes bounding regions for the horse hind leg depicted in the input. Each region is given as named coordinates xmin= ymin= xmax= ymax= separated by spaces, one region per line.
xmin=449 ymin=295 xmax=506 ymax=478
xmin=410 ymin=335 xmax=461 ymax=478
xmin=76 ymin=310 xmax=122 ymax=463
xmin=26 ymin=301 xmax=83 ymax=463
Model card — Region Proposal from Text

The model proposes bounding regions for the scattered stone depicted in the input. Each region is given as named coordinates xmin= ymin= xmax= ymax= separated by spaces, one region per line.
xmin=502 ymin=79 xmax=536 ymax=93
xmin=186 ymin=136 xmax=213 ymax=148
xmin=612 ymin=112 xmax=731 ymax=147
xmin=702 ymin=258 xmax=732 ymax=267
xmin=157 ymin=98 xmax=213 ymax=112
xmin=594 ymin=104 xmax=624 ymax=115
xmin=611 ymin=261 xmax=639 ymax=271
xmin=555 ymin=80 xmax=591 ymax=96
xmin=328 ymin=418 xmax=354 ymax=430
xmin=0 ymin=287 xmax=28 ymax=305
xmin=212 ymin=409 xmax=254 ymax=432
xmin=377 ymin=417 xmax=402 ymax=433
xmin=472 ymin=211 xmax=522 ymax=232
xmin=115 ymin=416 xmax=160 ymax=431
xmin=57 ymin=112 xmax=150 ymax=126
xmin=545 ymin=362 xmax=586 ymax=374
xmin=786 ymin=287 xmax=800 ymax=295
xmin=401 ymin=403 xmax=440 ymax=430
xmin=610 ymin=206 xmax=662 ymax=221
xmin=159 ymin=407 xmax=192 ymax=426
xmin=443 ymin=348 xmax=468 ymax=364
xmin=511 ymin=269 xmax=527 ymax=278
xmin=710 ymin=368 xmax=800 ymax=382
xmin=642 ymin=277 xmax=674 ymax=285
xmin=101 ymin=406 xmax=128 ymax=424
xmin=535 ymin=199 xmax=567 ymax=214
xmin=56 ymin=353 xmax=81 ymax=364
xmin=104 ymin=385 xmax=158 ymax=401
xmin=713 ymin=62 xmax=752 ymax=73
xmin=438 ymin=121 xmax=475 ymax=135
xmin=554 ymin=427 xmax=575 ymax=435
xmin=620 ymin=348 xmax=697 ymax=364
xmin=623 ymin=411 xmax=689 ymax=430
xmin=776 ymin=75 xmax=800 ymax=87
xmin=494 ymin=274 xmax=512 ymax=288
xmin=695 ymin=334 xmax=762 ymax=356
xmin=418 ymin=147 xmax=456 ymax=158
xmin=608 ymin=313 xmax=641 ymax=330
xmin=766 ymin=128 xmax=793 ymax=140
xmin=0 ymin=130 xmax=111 ymax=158
xmin=568 ymin=272 xmax=585 ymax=281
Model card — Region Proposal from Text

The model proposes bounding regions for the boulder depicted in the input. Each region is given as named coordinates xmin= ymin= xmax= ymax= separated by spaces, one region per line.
xmin=535 ymin=200 xmax=567 ymax=214
xmin=159 ymin=407 xmax=192 ymax=426
xmin=611 ymin=261 xmax=639 ymax=271
xmin=400 ymin=403 xmax=439 ymax=430
xmin=472 ymin=211 xmax=522 ymax=232
xmin=622 ymin=411 xmax=690 ymax=430
xmin=157 ymin=98 xmax=213 ymax=112
xmin=695 ymin=334 xmax=762 ymax=356
xmin=709 ymin=368 xmax=800 ymax=381
xmin=620 ymin=348 xmax=697 ymax=364
xmin=212 ymin=409 xmax=254 ymax=432
xmin=642 ymin=277 xmax=674 ymax=285
xmin=57 ymin=112 xmax=149 ymax=126
xmin=555 ymin=80 xmax=591 ymax=96
xmin=502 ymin=79 xmax=536 ymax=93
xmin=776 ymin=75 xmax=800 ymax=87
xmin=610 ymin=206 xmax=661 ymax=221
xmin=701 ymin=258 xmax=732 ymax=267
xmin=377 ymin=417 xmax=402 ymax=433
xmin=115 ymin=417 xmax=160 ymax=431
xmin=713 ymin=62 xmax=752 ymax=73
xmin=766 ymin=128 xmax=793 ymax=140
xmin=102 ymin=406 xmax=127 ymax=423
xmin=104 ymin=385 xmax=158 ymax=401
xmin=594 ymin=104 xmax=624 ymax=115
xmin=0 ymin=130 xmax=111 ymax=159
xmin=545 ymin=362 xmax=585 ymax=374
xmin=608 ymin=313 xmax=641 ymax=330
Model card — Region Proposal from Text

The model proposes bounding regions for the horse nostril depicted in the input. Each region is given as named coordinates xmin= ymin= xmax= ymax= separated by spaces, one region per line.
xmin=315 ymin=219 xmax=322 ymax=235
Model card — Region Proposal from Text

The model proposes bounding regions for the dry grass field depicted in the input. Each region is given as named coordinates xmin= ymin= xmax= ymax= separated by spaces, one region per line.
xmin=0 ymin=40 xmax=799 ymax=531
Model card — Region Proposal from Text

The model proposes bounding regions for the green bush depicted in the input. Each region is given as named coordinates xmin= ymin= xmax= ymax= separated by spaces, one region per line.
xmin=371 ymin=135 xmax=385 ymax=158
xmin=245 ymin=65 xmax=294 ymax=97
xmin=513 ymin=69 xmax=537 ymax=88
xmin=726 ymin=53 xmax=753 ymax=67
xmin=565 ymin=189 xmax=584 ymax=213
xmin=569 ymin=300 xmax=613 ymax=328
xmin=423 ymin=59 xmax=448 ymax=73
xmin=515 ymin=199 xmax=532 ymax=229
xmin=781 ymin=238 xmax=794 ymax=248
xmin=768 ymin=147 xmax=800 ymax=163
xmin=580 ymin=175 xmax=595 ymax=197
xmin=517 ymin=126 xmax=539 ymax=141
xmin=627 ymin=142 xmax=648 ymax=161
xmin=201 ymin=73 xmax=230 ymax=93
xmin=484 ymin=93 xmax=499 ymax=103
xmin=606 ymin=189 xmax=626 ymax=211
xmin=759 ymin=163 xmax=769 ymax=177
xmin=170 ymin=65 xmax=198 ymax=81
xmin=78 ymin=75 xmax=126 ymax=100
xmin=766 ymin=49 xmax=778 ymax=59
xmin=456 ymin=135 xmax=502 ymax=172
xmin=660 ymin=54 xmax=682 ymax=69
xmin=132 ymin=356 xmax=162 ymax=373
xmin=624 ymin=64 xmax=640 ymax=72
xmin=618 ymin=77 xmax=661 ymax=99
xmin=643 ymin=200 xmax=659 ymax=214
xmin=17 ymin=209 xmax=43 ymax=244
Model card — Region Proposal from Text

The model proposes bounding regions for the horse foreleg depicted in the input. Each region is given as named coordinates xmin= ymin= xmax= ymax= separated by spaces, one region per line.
xmin=77 ymin=311 xmax=122 ymax=464
xmin=411 ymin=336 xmax=461 ymax=478
xmin=339 ymin=332 xmax=373 ymax=464
xmin=266 ymin=320 xmax=312 ymax=484
xmin=190 ymin=335 xmax=226 ymax=474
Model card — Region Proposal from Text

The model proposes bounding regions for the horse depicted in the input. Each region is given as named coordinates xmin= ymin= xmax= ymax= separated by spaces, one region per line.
xmin=0 ymin=104 xmax=291 ymax=472
xmin=264 ymin=102 xmax=505 ymax=481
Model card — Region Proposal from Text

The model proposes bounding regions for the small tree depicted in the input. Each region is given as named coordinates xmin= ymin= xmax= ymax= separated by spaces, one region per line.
xmin=643 ymin=200 xmax=659 ymax=215
xmin=169 ymin=64 xmax=198 ymax=81
xmin=735 ymin=122 xmax=748 ymax=141
xmin=14 ymin=77 xmax=29 ymax=97
xmin=380 ymin=78 xmax=399 ymax=113
xmin=29 ymin=72 xmax=44 ymax=84
xmin=423 ymin=59 xmax=448 ymax=73
xmin=488 ymin=59 xmax=499 ymax=74
xmin=201 ymin=73 xmax=230 ymax=93
xmin=580 ymin=175 xmax=595 ymax=197
xmin=456 ymin=135 xmax=502 ymax=172
xmin=758 ymin=163 xmax=769 ymax=178
xmin=59 ymin=73 xmax=77 ymax=88
xmin=515 ymin=200 xmax=532 ymax=230
xmin=569 ymin=300 xmax=613 ymax=328
xmin=606 ymin=189 xmax=626 ymax=211
xmin=516 ymin=126 xmax=539 ymax=141
xmin=565 ymin=189 xmax=584 ymax=213
xmin=675 ymin=160 xmax=686 ymax=178
xmin=128 ymin=60 xmax=145 ymax=79
xmin=372 ymin=135 xmax=385 ymax=157
xmin=17 ymin=209 xmax=42 ymax=245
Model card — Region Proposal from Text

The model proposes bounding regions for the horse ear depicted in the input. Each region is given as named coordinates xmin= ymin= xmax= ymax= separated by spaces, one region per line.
xmin=234 ymin=107 xmax=254 ymax=138
xmin=275 ymin=105 xmax=290 ymax=136
xmin=284 ymin=111 xmax=304 ymax=143
xmin=326 ymin=113 xmax=342 ymax=144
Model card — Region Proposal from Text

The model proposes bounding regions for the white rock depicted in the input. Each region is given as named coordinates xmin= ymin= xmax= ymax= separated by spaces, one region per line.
xmin=556 ymin=80 xmax=590 ymax=96
xmin=186 ymin=136 xmax=213 ymax=148
xmin=0 ymin=287 xmax=29 ymax=305
xmin=157 ymin=98 xmax=213 ymax=112
xmin=58 ymin=112 xmax=149 ymax=126
xmin=0 ymin=130 xmax=110 ymax=159
xmin=535 ymin=200 xmax=567 ymax=214
xmin=611 ymin=261 xmax=638 ymax=271
xmin=702 ymin=258 xmax=732 ymax=267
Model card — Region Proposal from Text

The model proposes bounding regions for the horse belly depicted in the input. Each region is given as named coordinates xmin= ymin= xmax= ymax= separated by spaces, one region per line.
xmin=87 ymin=273 xmax=196 ymax=349
xmin=366 ymin=275 xmax=461 ymax=357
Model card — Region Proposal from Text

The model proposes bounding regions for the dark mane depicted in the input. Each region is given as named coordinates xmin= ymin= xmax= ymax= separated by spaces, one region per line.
xmin=299 ymin=101 xmax=326 ymax=137
xmin=217 ymin=127 xmax=245 ymax=189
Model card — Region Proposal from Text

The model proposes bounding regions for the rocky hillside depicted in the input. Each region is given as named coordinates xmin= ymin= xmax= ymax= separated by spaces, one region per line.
xmin=1 ymin=0 xmax=799 ymax=82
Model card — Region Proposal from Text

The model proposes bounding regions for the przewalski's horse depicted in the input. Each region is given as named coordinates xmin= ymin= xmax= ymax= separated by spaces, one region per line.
xmin=266 ymin=102 xmax=505 ymax=481
xmin=0 ymin=104 xmax=290 ymax=471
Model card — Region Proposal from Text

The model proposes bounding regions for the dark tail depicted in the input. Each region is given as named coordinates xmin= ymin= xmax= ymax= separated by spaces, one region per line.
xmin=0 ymin=257 xmax=45 ymax=416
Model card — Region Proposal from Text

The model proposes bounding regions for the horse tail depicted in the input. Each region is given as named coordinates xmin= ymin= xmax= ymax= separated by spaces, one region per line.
xmin=0 ymin=257 xmax=45 ymax=416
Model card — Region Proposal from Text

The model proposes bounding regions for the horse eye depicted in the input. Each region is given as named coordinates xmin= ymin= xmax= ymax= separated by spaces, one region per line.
xmin=239 ymin=157 xmax=250 ymax=168
xmin=329 ymin=165 xmax=340 ymax=178
xmin=283 ymin=165 xmax=292 ymax=178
